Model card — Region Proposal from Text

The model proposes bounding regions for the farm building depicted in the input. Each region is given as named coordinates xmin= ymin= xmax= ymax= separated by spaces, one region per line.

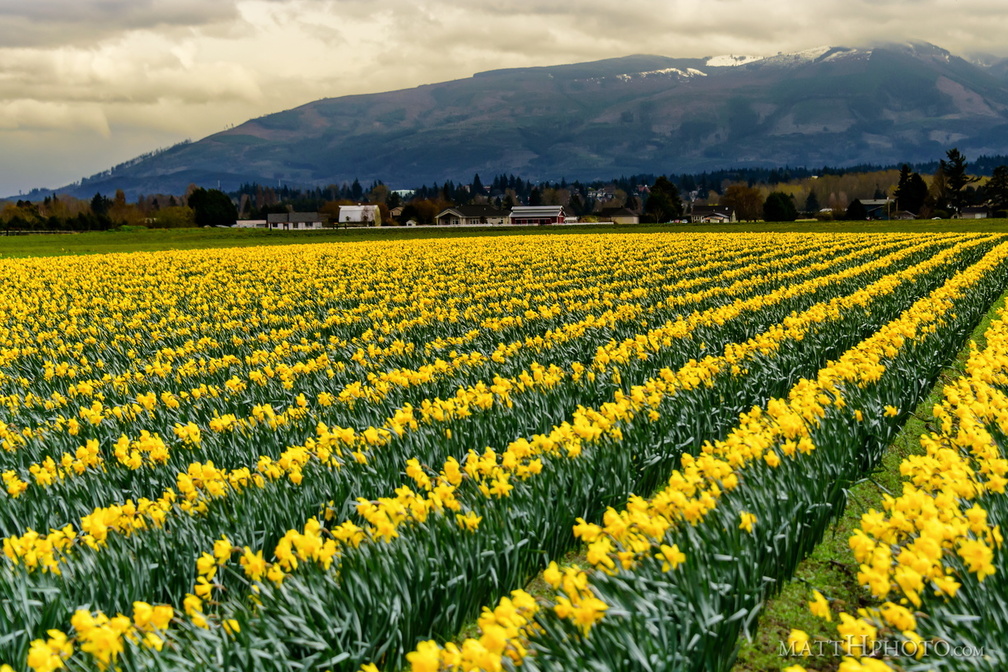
xmin=860 ymin=198 xmax=894 ymax=219
xmin=248 ymin=212 xmax=325 ymax=230
xmin=956 ymin=206 xmax=989 ymax=219
xmin=509 ymin=205 xmax=565 ymax=226
xmin=690 ymin=205 xmax=736 ymax=223
xmin=435 ymin=205 xmax=508 ymax=226
xmin=234 ymin=219 xmax=267 ymax=229
xmin=599 ymin=207 xmax=640 ymax=224
xmin=338 ymin=205 xmax=382 ymax=227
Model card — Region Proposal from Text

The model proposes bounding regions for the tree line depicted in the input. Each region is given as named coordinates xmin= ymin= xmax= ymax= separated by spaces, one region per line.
xmin=0 ymin=186 xmax=237 ymax=232
xmin=229 ymin=148 xmax=1008 ymax=225
xmin=685 ymin=148 xmax=1001 ymax=222
xmin=3 ymin=148 xmax=1004 ymax=231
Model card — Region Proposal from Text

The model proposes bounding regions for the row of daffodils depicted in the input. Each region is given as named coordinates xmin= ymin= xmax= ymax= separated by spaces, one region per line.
xmin=788 ymin=302 xmax=1008 ymax=670
xmin=1 ymin=232 xmax=1005 ymax=671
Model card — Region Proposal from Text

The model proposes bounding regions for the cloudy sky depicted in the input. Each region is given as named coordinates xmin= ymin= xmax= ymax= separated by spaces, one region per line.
xmin=2 ymin=0 xmax=1007 ymax=197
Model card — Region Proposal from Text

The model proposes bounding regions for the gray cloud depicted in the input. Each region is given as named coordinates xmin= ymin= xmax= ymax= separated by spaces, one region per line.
xmin=4 ymin=0 xmax=1008 ymax=196
xmin=0 ymin=0 xmax=245 ymax=47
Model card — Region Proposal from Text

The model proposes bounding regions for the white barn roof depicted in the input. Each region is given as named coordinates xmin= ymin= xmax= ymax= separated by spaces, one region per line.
xmin=509 ymin=206 xmax=565 ymax=217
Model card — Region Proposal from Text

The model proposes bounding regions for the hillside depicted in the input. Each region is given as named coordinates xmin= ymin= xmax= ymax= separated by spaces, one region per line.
xmin=43 ymin=41 xmax=1008 ymax=198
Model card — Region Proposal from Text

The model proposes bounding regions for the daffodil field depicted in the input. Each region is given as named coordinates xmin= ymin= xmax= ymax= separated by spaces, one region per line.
xmin=2 ymin=232 xmax=1007 ymax=671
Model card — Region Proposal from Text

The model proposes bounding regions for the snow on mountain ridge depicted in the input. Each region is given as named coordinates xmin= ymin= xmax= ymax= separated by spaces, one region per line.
xmin=707 ymin=46 xmax=872 ymax=68
xmin=756 ymin=46 xmax=834 ymax=66
xmin=824 ymin=48 xmax=872 ymax=63
xmin=616 ymin=67 xmax=707 ymax=81
xmin=706 ymin=54 xmax=763 ymax=67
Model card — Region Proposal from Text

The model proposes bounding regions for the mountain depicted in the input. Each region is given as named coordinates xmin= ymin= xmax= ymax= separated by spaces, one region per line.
xmin=43 ymin=41 xmax=1008 ymax=198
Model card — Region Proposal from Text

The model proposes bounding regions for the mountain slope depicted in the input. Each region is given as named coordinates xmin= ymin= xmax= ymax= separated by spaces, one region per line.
xmin=53 ymin=42 xmax=1008 ymax=197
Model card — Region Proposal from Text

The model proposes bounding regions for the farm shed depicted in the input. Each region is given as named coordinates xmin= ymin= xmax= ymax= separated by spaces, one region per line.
xmin=509 ymin=206 xmax=566 ymax=226
xmin=435 ymin=205 xmax=509 ymax=226
xmin=264 ymin=212 xmax=325 ymax=230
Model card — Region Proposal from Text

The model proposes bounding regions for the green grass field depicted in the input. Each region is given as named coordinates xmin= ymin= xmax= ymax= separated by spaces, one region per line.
xmin=1 ymin=220 xmax=1007 ymax=258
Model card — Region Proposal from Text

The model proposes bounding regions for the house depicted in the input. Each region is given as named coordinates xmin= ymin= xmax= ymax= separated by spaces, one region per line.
xmin=264 ymin=212 xmax=325 ymax=230
xmin=509 ymin=205 xmax=565 ymax=226
xmin=893 ymin=210 xmax=918 ymax=220
xmin=689 ymin=205 xmax=736 ymax=224
xmin=599 ymin=207 xmax=639 ymax=225
xmin=956 ymin=206 xmax=989 ymax=219
xmin=234 ymin=219 xmax=268 ymax=229
xmin=588 ymin=188 xmax=616 ymax=202
xmin=435 ymin=205 xmax=508 ymax=226
xmin=859 ymin=198 xmax=894 ymax=220
xmin=337 ymin=205 xmax=382 ymax=227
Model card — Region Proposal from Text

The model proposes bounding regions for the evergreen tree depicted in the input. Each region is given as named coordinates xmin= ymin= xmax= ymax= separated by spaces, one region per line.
xmin=643 ymin=176 xmax=683 ymax=223
xmin=568 ymin=193 xmax=585 ymax=217
xmin=894 ymin=168 xmax=929 ymax=215
xmin=940 ymin=148 xmax=979 ymax=214
xmin=894 ymin=165 xmax=912 ymax=209
xmin=763 ymin=192 xmax=798 ymax=222
xmin=441 ymin=181 xmax=454 ymax=203
xmin=90 ymin=192 xmax=111 ymax=217
xmin=188 ymin=188 xmax=238 ymax=226
xmin=987 ymin=165 xmax=1008 ymax=215
xmin=804 ymin=191 xmax=820 ymax=214
xmin=845 ymin=199 xmax=868 ymax=220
